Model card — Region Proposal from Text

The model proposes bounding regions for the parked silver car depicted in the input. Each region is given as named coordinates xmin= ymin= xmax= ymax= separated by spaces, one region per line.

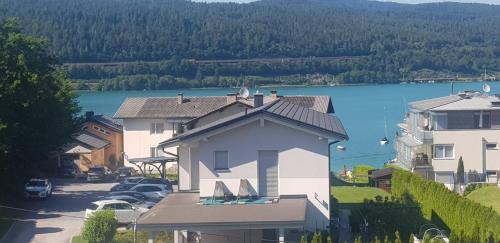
xmin=85 ymin=200 xmax=148 ymax=224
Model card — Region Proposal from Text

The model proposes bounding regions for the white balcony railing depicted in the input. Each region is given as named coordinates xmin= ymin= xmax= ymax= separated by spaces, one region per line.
xmin=414 ymin=128 xmax=433 ymax=142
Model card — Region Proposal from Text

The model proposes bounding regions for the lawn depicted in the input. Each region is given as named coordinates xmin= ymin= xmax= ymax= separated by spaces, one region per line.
xmin=0 ymin=219 xmax=14 ymax=240
xmin=71 ymin=235 xmax=86 ymax=243
xmin=331 ymin=186 xmax=389 ymax=205
xmin=466 ymin=185 xmax=500 ymax=213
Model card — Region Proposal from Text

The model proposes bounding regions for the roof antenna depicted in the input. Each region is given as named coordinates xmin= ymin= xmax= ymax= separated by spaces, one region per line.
xmin=483 ymin=83 xmax=491 ymax=94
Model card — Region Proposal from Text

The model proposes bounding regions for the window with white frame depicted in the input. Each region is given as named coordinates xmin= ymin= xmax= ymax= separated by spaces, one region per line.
xmin=93 ymin=125 xmax=111 ymax=135
xmin=172 ymin=123 xmax=180 ymax=136
xmin=214 ymin=151 xmax=229 ymax=171
xmin=434 ymin=144 xmax=454 ymax=159
xmin=150 ymin=147 xmax=163 ymax=157
xmin=150 ymin=123 xmax=164 ymax=134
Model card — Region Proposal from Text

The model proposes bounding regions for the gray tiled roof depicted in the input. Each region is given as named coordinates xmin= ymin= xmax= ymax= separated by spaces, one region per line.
xmin=160 ymin=100 xmax=348 ymax=147
xmin=75 ymin=132 xmax=110 ymax=149
xmin=410 ymin=92 xmax=500 ymax=112
xmin=90 ymin=115 xmax=123 ymax=130
xmin=114 ymin=95 xmax=333 ymax=119
xmin=266 ymin=101 xmax=345 ymax=135
xmin=410 ymin=95 xmax=463 ymax=111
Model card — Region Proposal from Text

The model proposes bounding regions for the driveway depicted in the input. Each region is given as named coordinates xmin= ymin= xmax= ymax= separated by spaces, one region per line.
xmin=1 ymin=178 xmax=116 ymax=243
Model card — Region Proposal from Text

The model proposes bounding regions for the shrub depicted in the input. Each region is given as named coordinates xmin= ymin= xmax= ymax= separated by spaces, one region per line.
xmin=394 ymin=231 xmax=402 ymax=243
xmin=463 ymin=183 xmax=481 ymax=196
xmin=327 ymin=233 xmax=333 ymax=243
xmin=311 ymin=232 xmax=323 ymax=243
xmin=354 ymin=236 xmax=362 ymax=243
xmin=392 ymin=169 xmax=500 ymax=242
xmin=112 ymin=231 xmax=173 ymax=243
xmin=82 ymin=210 xmax=118 ymax=243
xmin=301 ymin=234 xmax=308 ymax=243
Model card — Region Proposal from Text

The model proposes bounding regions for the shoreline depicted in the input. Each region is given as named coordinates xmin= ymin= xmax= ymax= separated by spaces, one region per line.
xmin=74 ymin=79 xmax=494 ymax=92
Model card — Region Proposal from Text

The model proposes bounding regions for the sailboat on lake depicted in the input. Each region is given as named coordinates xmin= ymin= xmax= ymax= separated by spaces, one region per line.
xmin=380 ymin=107 xmax=389 ymax=145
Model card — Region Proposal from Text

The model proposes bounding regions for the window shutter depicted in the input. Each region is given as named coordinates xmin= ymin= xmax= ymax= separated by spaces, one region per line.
xmin=156 ymin=123 xmax=164 ymax=134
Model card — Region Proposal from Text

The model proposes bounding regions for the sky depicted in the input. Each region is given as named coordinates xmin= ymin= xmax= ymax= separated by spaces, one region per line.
xmin=192 ymin=0 xmax=500 ymax=4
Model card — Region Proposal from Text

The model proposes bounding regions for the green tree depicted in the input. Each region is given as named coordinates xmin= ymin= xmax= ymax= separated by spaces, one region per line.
xmin=0 ymin=18 xmax=80 ymax=196
xmin=81 ymin=210 xmax=118 ymax=243
xmin=457 ymin=156 xmax=465 ymax=185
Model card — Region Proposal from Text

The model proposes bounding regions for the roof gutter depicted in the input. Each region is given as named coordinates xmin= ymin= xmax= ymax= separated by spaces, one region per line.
xmin=328 ymin=140 xmax=341 ymax=231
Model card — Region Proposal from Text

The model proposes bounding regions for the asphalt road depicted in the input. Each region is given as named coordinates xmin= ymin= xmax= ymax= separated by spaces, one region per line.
xmin=1 ymin=178 xmax=117 ymax=243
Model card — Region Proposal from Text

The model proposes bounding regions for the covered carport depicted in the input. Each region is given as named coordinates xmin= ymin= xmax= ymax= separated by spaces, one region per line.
xmin=127 ymin=156 xmax=177 ymax=179
xmin=136 ymin=193 xmax=307 ymax=243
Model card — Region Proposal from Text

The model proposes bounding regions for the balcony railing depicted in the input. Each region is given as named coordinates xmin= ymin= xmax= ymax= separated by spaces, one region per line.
xmin=414 ymin=128 xmax=433 ymax=142
xmin=412 ymin=154 xmax=431 ymax=167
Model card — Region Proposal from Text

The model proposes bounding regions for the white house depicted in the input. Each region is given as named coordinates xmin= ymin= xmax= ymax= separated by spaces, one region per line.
xmin=135 ymin=95 xmax=348 ymax=243
xmin=113 ymin=91 xmax=334 ymax=175
xmin=394 ymin=91 xmax=500 ymax=189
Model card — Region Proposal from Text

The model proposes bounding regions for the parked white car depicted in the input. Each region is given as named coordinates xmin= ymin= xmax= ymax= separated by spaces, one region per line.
xmin=85 ymin=200 xmax=148 ymax=224
xmin=129 ymin=184 xmax=171 ymax=200
xmin=24 ymin=179 xmax=52 ymax=199
xmin=105 ymin=195 xmax=156 ymax=209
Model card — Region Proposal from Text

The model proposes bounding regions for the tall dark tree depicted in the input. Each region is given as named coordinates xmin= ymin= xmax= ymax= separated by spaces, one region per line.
xmin=457 ymin=156 xmax=465 ymax=185
xmin=0 ymin=18 xmax=80 ymax=197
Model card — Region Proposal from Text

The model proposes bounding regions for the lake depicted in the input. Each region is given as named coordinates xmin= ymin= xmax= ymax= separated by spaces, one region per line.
xmin=77 ymin=82 xmax=499 ymax=172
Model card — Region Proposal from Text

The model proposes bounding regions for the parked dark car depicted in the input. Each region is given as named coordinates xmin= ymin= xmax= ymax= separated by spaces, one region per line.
xmin=110 ymin=177 xmax=172 ymax=192
xmin=87 ymin=166 xmax=113 ymax=182
xmin=110 ymin=183 xmax=136 ymax=192
xmin=113 ymin=167 xmax=136 ymax=181
xmin=109 ymin=191 xmax=161 ymax=203
xmin=138 ymin=178 xmax=173 ymax=191
xmin=58 ymin=163 xmax=77 ymax=178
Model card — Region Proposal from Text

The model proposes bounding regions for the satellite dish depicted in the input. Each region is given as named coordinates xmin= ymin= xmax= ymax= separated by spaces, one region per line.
xmin=239 ymin=87 xmax=250 ymax=99
xmin=483 ymin=84 xmax=491 ymax=93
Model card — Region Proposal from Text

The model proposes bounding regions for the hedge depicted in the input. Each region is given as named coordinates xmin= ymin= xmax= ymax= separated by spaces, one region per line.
xmin=392 ymin=169 xmax=500 ymax=242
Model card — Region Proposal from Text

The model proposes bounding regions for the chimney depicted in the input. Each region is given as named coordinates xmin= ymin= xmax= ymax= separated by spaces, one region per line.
xmin=226 ymin=93 xmax=238 ymax=104
xmin=177 ymin=93 xmax=184 ymax=104
xmin=270 ymin=90 xmax=278 ymax=100
xmin=254 ymin=92 xmax=264 ymax=107
xmin=85 ymin=111 xmax=94 ymax=120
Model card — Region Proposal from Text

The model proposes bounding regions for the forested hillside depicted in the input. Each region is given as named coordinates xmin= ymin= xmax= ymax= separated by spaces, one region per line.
xmin=1 ymin=0 xmax=500 ymax=89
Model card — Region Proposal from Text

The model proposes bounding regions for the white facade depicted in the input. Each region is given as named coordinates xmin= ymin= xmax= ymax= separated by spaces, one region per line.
xmin=178 ymin=117 xmax=331 ymax=231
xmin=395 ymin=93 xmax=500 ymax=189
xmin=122 ymin=118 xmax=181 ymax=169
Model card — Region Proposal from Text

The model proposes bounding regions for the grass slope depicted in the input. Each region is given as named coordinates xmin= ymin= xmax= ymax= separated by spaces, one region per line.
xmin=331 ymin=186 xmax=389 ymax=205
xmin=466 ymin=185 xmax=500 ymax=213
